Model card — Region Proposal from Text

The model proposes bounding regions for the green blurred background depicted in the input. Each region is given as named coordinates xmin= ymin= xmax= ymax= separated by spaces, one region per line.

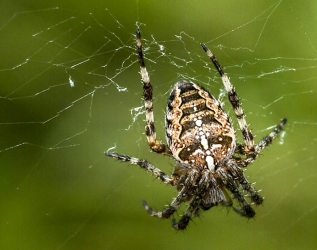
xmin=1 ymin=0 xmax=317 ymax=249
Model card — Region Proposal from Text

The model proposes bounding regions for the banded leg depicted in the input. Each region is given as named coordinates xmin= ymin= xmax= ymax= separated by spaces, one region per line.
xmin=218 ymin=167 xmax=255 ymax=218
xmin=172 ymin=196 xmax=201 ymax=230
xmin=201 ymin=44 xmax=255 ymax=153
xmin=105 ymin=152 xmax=173 ymax=184
xmin=254 ymin=118 xmax=287 ymax=156
xmin=228 ymin=162 xmax=263 ymax=205
xmin=136 ymin=29 xmax=171 ymax=155
xmin=142 ymin=185 xmax=187 ymax=219
xmin=142 ymin=170 xmax=198 ymax=220
xmin=235 ymin=118 xmax=287 ymax=166
xmin=201 ymin=44 xmax=287 ymax=165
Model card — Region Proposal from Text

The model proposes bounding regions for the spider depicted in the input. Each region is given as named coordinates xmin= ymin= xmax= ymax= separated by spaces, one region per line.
xmin=106 ymin=29 xmax=287 ymax=230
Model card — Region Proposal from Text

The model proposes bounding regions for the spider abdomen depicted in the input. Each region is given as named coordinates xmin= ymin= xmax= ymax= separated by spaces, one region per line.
xmin=165 ymin=80 xmax=236 ymax=171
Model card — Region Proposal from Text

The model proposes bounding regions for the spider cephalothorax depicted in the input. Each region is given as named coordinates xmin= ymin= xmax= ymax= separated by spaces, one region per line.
xmin=106 ymin=29 xmax=287 ymax=230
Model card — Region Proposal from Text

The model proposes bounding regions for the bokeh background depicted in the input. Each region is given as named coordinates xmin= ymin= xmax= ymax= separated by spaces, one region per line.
xmin=1 ymin=0 xmax=317 ymax=249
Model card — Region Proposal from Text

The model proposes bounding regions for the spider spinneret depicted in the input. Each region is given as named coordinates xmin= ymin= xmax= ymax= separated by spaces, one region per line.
xmin=106 ymin=29 xmax=287 ymax=230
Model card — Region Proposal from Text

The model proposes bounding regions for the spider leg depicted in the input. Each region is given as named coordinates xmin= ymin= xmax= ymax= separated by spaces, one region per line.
xmin=105 ymin=152 xmax=173 ymax=184
xmin=143 ymin=169 xmax=198 ymax=220
xmin=254 ymin=118 xmax=287 ymax=157
xmin=228 ymin=162 xmax=263 ymax=205
xmin=201 ymin=44 xmax=255 ymax=152
xmin=221 ymin=186 xmax=233 ymax=207
xmin=218 ymin=167 xmax=255 ymax=218
xmin=136 ymin=30 xmax=171 ymax=156
xmin=142 ymin=185 xmax=186 ymax=219
xmin=201 ymin=44 xmax=287 ymax=166
xmin=172 ymin=196 xmax=201 ymax=230
xmin=235 ymin=118 xmax=287 ymax=166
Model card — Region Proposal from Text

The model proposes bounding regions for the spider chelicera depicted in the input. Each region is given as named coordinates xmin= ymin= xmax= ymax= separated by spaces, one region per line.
xmin=106 ymin=29 xmax=287 ymax=230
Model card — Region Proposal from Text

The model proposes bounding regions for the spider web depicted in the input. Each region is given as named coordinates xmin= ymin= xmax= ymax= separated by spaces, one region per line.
xmin=1 ymin=1 xmax=317 ymax=249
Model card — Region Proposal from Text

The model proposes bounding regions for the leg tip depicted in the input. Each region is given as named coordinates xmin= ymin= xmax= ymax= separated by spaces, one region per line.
xmin=200 ymin=43 xmax=208 ymax=52
xmin=136 ymin=29 xmax=141 ymax=39
xmin=233 ymin=205 xmax=255 ymax=218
